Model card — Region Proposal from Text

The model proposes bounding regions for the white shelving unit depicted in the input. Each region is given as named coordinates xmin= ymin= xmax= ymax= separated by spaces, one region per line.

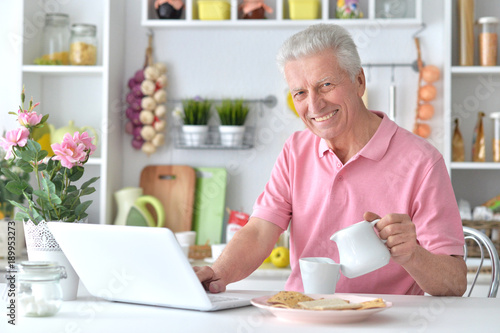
xmin=445 ymin=1 xmax=500 ymax=207
xmin=19 ymin=0 xmax=125 ymax=224
xmin=141 ymin=0 xmax=422 ymax=27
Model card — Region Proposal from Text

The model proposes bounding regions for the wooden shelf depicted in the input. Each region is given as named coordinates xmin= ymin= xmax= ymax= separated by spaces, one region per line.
xmin=450 ymin=162 xmax=500 ymax=170
xmin=22 ymin=65 xmax=104 ymax=76
xmin=142 ymin=0 xmax=422 ymax=28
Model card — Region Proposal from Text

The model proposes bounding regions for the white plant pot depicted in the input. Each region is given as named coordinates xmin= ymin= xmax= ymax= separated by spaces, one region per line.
xmin=23 ymin=220 xmax=82 ymax=301
xmin=182 ymin=125 xmax=209 ymax=146
xmin=219 ymin=125 xmax=245 ymax=147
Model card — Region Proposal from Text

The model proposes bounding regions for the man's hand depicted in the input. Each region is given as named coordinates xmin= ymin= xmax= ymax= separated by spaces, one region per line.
xmin=193 ymin=266 xmax=226 ymax=293
xmin=364 ymin=211 xmax=418 ymax=265
xmin=364 ymin=211 xmax=467 ymax=296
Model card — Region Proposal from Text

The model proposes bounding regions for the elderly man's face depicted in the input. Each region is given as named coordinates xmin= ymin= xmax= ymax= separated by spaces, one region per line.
xmin=284 ymin=50 xmax=365 ymax=145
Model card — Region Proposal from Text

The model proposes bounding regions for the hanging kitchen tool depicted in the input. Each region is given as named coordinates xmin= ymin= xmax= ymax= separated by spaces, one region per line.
xmin=388 ymin=64 xmax=396 ymax=121
xmin=139 ymin=165 xmax=196 ymax=233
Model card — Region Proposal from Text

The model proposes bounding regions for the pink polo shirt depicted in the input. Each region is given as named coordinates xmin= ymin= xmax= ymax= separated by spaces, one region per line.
xmin=252 ymin=111 xmax=464 ymax=295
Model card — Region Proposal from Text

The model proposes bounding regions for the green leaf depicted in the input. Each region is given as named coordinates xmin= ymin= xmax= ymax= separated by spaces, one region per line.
xmin=66 ymin=185 xmax=78 ymax=193
xmin=26 ymin=139 xmax=41 ymax=153
xmin=68 ymin=167 xmax=84 ymax=182
xmin=5 ymin=181 xmax=26 ymax=196
xmin=0 ymin=168 xmax=21 ymax=182
xmin=81 ymin=187 xmax=95 ymax=196
xmin=19 ymin=149 xmax=36 ymax=163
xmin=75 ymin=200 xmax=92 ymax=219
xmin=16 ymin=159 xmax=34 ymax=173
xmin=81 ymin=177 xmax=99 ymax=189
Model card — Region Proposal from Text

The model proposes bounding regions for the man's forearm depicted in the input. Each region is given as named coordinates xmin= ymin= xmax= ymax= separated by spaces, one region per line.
xmin=402 ymin=246 xmax=467 ymax=296
xmin=211 ymin=217 xmax=282 ymax=285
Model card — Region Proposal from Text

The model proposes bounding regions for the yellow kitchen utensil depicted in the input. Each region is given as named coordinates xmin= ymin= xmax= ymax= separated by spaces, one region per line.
xmin=286 ymin=91 xmax=299 ymax=117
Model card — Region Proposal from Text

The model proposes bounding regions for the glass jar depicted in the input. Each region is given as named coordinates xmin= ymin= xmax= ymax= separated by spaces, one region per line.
xmin=41 ymin=13 xmax=70 ymax=65
xmin=69 ymin=24 xmax=97 ymax=66
xmin=15 ymin=261 xmax=67 ymax=317
xmin=478 ymin=17 xmax=499 ymax=66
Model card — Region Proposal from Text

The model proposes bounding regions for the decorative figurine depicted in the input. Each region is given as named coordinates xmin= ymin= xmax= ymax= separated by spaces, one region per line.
xmin=155 ymin=0 xmax=185 ymax=19
xmin=239 ymin=0 xmax=273 ymax=19
xmin=336 ymin=0 xmax=363 ymax=19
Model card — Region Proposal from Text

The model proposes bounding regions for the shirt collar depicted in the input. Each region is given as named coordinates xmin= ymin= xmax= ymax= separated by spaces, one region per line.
xmin=317 ymin=111 xmax=398 ymax=160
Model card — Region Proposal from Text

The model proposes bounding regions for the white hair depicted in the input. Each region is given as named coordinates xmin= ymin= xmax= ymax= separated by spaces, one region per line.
xmin=276 ymin=24 xmax=362 ymax=82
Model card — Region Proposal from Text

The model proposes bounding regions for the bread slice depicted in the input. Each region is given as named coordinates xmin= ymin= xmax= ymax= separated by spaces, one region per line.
xmin=298 ymin=298 xmax=362 ymax=310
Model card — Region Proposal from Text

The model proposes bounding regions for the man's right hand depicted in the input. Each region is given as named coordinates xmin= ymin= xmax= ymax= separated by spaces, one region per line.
xmin=194 ymin=266 xmax=226 ymax=293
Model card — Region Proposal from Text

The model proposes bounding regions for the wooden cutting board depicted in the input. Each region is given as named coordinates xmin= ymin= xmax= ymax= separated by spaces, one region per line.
xmin=139 ymin=165 xmax=196 ymax=233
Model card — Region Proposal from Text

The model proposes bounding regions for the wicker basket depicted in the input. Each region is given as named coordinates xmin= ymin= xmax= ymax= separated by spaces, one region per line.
xmin=462 ymin=220 xmax=500 ymax=258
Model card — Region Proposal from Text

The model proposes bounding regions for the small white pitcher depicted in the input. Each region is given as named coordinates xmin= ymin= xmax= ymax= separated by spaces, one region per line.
xmin=330 ymin=219 xmax=391 ymax=278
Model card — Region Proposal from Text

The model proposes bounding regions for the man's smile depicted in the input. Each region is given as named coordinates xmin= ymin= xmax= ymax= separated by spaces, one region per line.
xmin=314 ymin=109 xmax=338 ymax=122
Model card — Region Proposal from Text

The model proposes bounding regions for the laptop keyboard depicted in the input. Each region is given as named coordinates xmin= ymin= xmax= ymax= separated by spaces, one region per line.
xmin=208 ymin=295 xmax=241 ymax=303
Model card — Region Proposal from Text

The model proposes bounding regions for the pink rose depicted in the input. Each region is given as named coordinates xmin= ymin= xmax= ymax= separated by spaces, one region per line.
xmin=73 ymin=131 xmax=97 ymax=154
xmin=0 ymin=127 xmax=30 ymax=159
xmin=18 ymin=110 xmax=43 ymax=127
xmin=51 ymin=133 xmax=87 ymax=169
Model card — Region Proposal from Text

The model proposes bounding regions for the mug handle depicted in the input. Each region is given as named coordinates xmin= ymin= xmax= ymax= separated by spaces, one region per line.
xmin=135 ymin=195 xmax=165 ymax=227
xmin=369 ymin=219 xmax=387 ymax=244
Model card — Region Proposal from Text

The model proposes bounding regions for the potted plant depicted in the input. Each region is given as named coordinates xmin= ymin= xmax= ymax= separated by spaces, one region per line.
xmin=0 ymin=87 xmax=98 ymax=300
xmin=174 ymin=97 xmax=212 ymax=146
xmin=216 ymin=99 xmax=249 ymax=147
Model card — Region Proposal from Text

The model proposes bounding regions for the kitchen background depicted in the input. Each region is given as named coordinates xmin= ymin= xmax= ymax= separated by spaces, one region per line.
xmin=1 ymin=1 xmax=498 ymax=234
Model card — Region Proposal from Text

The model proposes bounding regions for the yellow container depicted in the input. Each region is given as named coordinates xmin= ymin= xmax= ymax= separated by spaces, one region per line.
xmin=198 ymin=1 xmax=231 ymax=20
xmin=288 ymin=0 xmax=320 ymax=20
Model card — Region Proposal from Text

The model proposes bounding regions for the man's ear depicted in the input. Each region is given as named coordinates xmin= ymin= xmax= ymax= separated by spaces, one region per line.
xmin=356 ymin=68 xmax=366 ymax=98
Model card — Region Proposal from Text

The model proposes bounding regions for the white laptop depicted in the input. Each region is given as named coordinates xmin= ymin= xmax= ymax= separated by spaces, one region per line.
xmin=47 ymin=222 xmax=255 ymax=311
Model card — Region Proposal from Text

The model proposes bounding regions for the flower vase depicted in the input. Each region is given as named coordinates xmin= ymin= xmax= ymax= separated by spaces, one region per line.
xmin=23 ymin=220 xmax=81 ymax=301
xmin=182 ymin=125 xmax=209 ymax=146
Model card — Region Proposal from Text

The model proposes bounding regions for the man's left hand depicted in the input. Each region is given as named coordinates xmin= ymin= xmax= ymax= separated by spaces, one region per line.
xmin=364 ymin=211 xmax=418 ymax=265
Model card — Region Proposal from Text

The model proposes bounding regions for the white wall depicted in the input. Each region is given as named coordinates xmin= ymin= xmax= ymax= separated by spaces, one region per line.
xmin=0 ymin=0 xmax=23 ymax=133
xmin=0 ymin=0 xmax=445 ymax=224
xmin=120 ymin=0 xmax=445 ymax=217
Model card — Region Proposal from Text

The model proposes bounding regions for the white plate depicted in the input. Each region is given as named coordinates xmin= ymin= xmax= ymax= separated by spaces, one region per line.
xmin=251 ymin=294 xmax=392 ymax=324
xmin=204 ymin=258 xmax=216 ymax=264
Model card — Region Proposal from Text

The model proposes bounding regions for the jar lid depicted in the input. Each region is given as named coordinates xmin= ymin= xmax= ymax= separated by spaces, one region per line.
xmin=11 ymin=261 xmax=67 ymax=282
xmin=477 ymin=17 xmax=499 ymax=25
xmin=45 ymin=13 xmax=70 ymax=23
xmin=71 ymin=24 xmax=97 ymax=35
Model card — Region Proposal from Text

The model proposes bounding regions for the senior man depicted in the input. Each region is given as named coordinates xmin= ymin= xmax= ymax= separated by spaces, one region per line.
xmin=196 ymin=24 xmax=467 ymax=296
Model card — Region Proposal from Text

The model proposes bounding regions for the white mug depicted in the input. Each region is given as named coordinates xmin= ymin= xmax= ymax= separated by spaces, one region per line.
xmin=211 ymin=243 xmax=226 ymax=260
xmin=330 ymin=219 xmax=390 ymax=278
xmin=175 ymin=231 xmax=196 ymax=247
xmin=299 ymin=257 xmax=341 ymax=294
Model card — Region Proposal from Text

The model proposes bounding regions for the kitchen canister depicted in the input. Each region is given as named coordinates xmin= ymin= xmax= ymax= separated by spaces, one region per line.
xmin=9 ymin=261 xmax=67 ymax=317
xmin=69 ymin=24 xmax=97 ymax=65
xmin=41 ymin=13 xmax=70 ymax=65
xmin=478 ymin=17 xmax=499 ymax=66
xmin=457 ymin=0 xmax=475 ymax=66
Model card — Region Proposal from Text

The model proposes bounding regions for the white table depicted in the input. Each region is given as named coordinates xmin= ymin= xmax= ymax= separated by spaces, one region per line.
xmin=2 ymin=283 xmax=500 ymax=333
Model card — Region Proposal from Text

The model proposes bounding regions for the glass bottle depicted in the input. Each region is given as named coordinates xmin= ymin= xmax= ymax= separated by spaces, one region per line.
xmin=69 ymin=24 xmax=97 ymax=66
xmin=478 ymin=17 xmax=499 ymax=66
xmin=490 ymin=112 xmax=500 ymax=162
xmin=14 ymin=261 xmax=67 ymax=317
xmin=41 ymin=13 xmax=70 ymax=65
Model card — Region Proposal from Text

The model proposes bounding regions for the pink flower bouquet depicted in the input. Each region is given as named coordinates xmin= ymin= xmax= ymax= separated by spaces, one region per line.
xmin=0 ymin=87 xmax=98 ymax=224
